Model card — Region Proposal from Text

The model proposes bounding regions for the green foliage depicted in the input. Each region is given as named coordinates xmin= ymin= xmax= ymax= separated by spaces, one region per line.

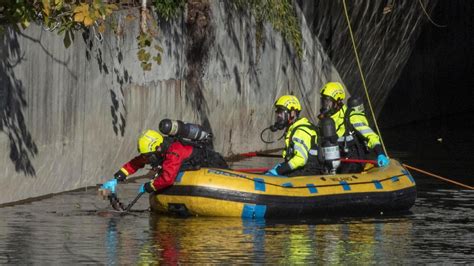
xmin=232 ymin=0 xmax=303 ymax=58
xmin=152 ymin=0 xmax=186 ymax=21
xmin=0 ymin=1 xmax=117 ymax=48
xmin=133 ymin=0 xmax=185 ymax=71
xmin=0 ymin=1 xmax=38 ymax=29
xmin=0 ymin=1 xmax=178 ymax=71
xmin=0 ymin=0 xmax=302 ymax=72
xmin=136 ymin=32 xmax=163 ymax=72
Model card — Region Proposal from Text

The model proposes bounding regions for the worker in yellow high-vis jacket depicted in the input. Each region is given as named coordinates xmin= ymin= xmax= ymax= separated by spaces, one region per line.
xmin=318 ymin=82 xmax=389 ymax=173
xmin=266 ymin=95 xmax=322 ymax=177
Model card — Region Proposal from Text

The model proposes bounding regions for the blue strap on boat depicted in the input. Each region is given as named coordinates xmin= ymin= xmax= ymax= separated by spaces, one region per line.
xmin=402 ymin=170 xmax=416 ymax=184
xmin=242 ymin=204 xmax=267 ymax=218
xmin=391 ymin=176 xmax=400 ymax=182
xmin=282 ymin=182 xmax=293 ymax=187
xmin=306 ymin=184 xmax=318 ymax=194
xmin=340 ymin=181 xmax=351 ymax=191
xmin=372 ymin=180 xmax=383 ymax=189
xmin=254 ymin=178 xmax=266 ymax=192
xmin=175 ymin=171 xmax=184 ymax=183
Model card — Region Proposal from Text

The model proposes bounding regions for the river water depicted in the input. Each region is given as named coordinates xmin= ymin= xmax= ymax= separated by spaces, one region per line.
xmin=1 ymin=152 xmax=473 ymax=264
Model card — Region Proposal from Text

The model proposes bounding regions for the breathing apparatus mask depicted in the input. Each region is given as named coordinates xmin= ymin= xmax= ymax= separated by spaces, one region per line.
xmin=260 ymin=107 xmax=293 ymax=143
xmin=318 ymin=96 xmax=337 ymax=119
xmin=144 ymin=151 xmax=164 ymax=169
xmin=270 ymin=107 xmax=291 ymax=132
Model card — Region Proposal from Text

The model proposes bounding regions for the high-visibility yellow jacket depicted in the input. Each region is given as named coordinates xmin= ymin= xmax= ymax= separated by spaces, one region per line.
xmin=280 ymin=117 xmax=319 ymax=173
xmin=330 ymin=105 xmax=381 ymax=151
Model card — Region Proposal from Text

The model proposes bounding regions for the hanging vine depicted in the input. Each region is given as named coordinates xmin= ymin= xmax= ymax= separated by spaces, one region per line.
xmin=0 ymin=0 xmax=302 ymax=70
xmin=0 ymin=0 xmax=185 ymax=71
xmin=231 ymin=0 xmax=303 ymax=58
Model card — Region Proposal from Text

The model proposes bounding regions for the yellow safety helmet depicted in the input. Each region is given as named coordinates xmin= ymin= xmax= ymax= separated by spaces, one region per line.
xmin=137 ymin=129 xmax=164 ymax=154
xmin=274 ymin=95 xmax=302 ymax=112
xmin=320 ymin=82 xmax=346 ymax=101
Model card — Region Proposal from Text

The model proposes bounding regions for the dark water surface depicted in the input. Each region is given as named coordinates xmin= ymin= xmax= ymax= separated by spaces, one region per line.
xmin=1 ymin=154 xmax=473 ymax=264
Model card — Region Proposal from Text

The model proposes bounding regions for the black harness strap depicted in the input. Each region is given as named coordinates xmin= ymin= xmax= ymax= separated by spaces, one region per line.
xmin=341 ymin=108 xmax=368 ymax=157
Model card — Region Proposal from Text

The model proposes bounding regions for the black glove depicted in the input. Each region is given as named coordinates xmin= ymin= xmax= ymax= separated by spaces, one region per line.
xmin=114 ymin=170 xmax=127 ymax=182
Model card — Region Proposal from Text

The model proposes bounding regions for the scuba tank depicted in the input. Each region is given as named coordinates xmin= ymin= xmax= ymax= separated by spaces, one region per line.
xmin=159 ymin=119 xmax=212 ymax=142
xmin=319 ymin=117 xmax=341 ymax=174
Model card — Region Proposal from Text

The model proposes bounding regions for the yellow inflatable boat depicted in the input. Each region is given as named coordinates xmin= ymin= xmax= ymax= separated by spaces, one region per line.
xmin=149 ymin=159 xmax=416 ymax=218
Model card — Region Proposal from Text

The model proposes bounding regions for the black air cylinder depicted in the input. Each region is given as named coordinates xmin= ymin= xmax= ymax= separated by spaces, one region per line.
xmin=159 ymin=119 xmax=212 ymax=141
xmin=319 ymin=117 xmax=341 ymax=174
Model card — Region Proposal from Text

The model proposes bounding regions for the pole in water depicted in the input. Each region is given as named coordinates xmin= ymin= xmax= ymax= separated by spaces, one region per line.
xmin=123 ymin=192 xmax=146 ymax=212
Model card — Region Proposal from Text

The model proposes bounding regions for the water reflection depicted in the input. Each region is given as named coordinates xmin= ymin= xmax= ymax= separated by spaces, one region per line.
xmin=0 ymin=170 xmax=472 ymax=264
xmin=2 ymin=216 xmax=34 ymax=264
xmin=137 ymin=214 xmax=414 ymax=264
xmin=106 ymin=218 xmax=119 ymax=265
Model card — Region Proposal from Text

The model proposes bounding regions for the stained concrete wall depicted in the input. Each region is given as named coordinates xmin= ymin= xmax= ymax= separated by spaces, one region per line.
xmin=299 ymin=0 xmax=437 ymax=115
xmin=0 ymin=1 xmax=430 ymax=204
xmin=0 ymin=3 xmax=341 ymax=204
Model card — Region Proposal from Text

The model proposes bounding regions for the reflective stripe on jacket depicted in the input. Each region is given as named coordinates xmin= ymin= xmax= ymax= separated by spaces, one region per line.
xmin=282 ymin=117 xmax=319 ymax=170
xmin=331 ymin=105 xmax=381 ymax=149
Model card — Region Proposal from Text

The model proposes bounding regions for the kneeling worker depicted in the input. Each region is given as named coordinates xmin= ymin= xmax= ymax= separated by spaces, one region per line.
xmin=265 ymin=95 xmax=322 ymax=177
xmin=102 ymin=124 xmax=228 ymax=196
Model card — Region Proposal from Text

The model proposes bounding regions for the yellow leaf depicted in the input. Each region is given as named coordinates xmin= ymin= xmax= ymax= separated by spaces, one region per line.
xmin=74 ymin=13 xmax=85 ymax=23
xmin=84 ymin=17 xmax=94 ymax=27
xmin=22 ymin=21 xmax=30 ymax=29
xmin=54 ymin=0 xmax=64 ymax=10
xmin=73 ymin=3 xmax=89 ymax=15
xmin=42 ymin=0 xmax=50 ymax=16
xmin=98 ymin=23 xmax=106 ymax=33
xmin=73 ymin=3 xmax=96 ymax=26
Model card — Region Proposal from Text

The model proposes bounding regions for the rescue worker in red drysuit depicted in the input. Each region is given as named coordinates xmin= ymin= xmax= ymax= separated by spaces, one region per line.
xmin=101 ymin=129 xmax=228 ymax=194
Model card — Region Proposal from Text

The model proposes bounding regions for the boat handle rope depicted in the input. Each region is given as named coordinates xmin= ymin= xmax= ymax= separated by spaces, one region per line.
xmin=219 ymin=169 xmax=406 ymax=189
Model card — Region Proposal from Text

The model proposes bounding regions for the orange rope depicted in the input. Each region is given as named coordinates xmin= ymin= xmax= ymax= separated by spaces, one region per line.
xmin=403 ymin=164 xmax=474 ymax=190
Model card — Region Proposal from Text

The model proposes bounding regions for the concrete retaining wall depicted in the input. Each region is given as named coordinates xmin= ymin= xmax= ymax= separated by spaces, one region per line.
xmin=0 ymin=1 xmax=430 ymax=204
xmin=0 ymin=3 xmax=341 ymax=204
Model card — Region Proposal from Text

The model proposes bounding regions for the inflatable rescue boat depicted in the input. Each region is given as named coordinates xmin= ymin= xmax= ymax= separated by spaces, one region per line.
xmin=149 ymin=159 xmax=416 ymax=218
